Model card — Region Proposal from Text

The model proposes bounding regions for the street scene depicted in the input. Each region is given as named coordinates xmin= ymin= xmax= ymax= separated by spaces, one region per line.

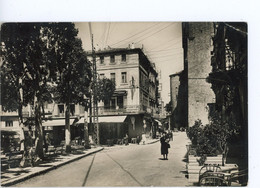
xmin=1 ymin=22 xmax=247 ymax=186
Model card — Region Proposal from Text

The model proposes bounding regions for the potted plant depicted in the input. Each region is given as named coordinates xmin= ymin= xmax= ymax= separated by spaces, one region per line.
xmin=186 ymin=113 xmax=240 ymax=166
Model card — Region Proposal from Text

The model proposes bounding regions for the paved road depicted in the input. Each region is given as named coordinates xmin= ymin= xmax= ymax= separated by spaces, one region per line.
xmin=15 ymin=132 xmax=189 ymax=187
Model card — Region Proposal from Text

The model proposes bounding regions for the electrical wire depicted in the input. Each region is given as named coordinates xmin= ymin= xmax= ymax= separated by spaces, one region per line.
xmin=149 ymin=38 xmax=182 ymax=52
xmin=109 ymin=23 xmax=162 ymax=47
xmin=105 ymin=22 xmax=111 ymax=47
xmin=147 ymin=46 xmax=182 ymax=53
xmin=135 ymin=23 xmax=175 ymax=44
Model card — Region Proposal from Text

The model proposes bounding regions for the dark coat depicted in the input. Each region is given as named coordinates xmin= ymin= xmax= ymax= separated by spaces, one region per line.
xmin=160 ymin=136 xmax=169 ymax=155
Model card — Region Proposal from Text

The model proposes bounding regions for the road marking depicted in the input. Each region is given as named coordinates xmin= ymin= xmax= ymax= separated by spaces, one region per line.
xmin=106 ymin=153 xmax=143 ymax=186
xmin=82 ymin=153 xmax=96 ymax=186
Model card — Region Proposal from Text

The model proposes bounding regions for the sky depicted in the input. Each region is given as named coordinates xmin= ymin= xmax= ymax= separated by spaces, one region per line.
xmin=75 ymin=22 xmax=184 ymax=104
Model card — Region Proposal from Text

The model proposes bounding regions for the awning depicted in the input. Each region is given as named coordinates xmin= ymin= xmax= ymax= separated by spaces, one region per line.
xmin=154 ymin=119 xmax=162 ymax=126
xmin=42 ymin=119 xmax=76 ymax=127
xmin=98 ymin=116 xmax=127 ymax=123
xmin=113 ymin=90 xmax=127 ymax=96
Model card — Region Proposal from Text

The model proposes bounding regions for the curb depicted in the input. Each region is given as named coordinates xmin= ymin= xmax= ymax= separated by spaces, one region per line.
xmin=1 ymin=147 xmax=104 ymax=187
xmin=147 ymin=139 xmax=159 ymax=145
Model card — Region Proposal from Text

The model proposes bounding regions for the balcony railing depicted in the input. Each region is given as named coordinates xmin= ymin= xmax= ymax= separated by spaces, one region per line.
xmin=97 ymin=105 xmax=158 ymax=116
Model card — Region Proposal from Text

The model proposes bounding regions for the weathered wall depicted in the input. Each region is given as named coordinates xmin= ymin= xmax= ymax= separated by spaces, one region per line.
xmin=187 ymin=22 xmax=215 ymax=126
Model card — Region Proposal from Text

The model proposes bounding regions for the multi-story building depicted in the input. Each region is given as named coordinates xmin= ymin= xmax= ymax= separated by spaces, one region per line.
xmin=157 ymin=71 xmax=166 ymax=120
xmin=182 ymin=22 xmax=216 ymax=126
xmin=87 ymin=47 xmax=159 ymax=143
xmin=169 ymin=70 xmax=188 ymax=130
xmin=208 ymin=22 xmax=247 ymax=133
xmin=207 ymin=23 xmax=247 ymax=168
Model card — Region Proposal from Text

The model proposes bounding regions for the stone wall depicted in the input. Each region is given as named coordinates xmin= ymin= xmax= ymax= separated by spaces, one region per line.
xmin=186 ymin=23 xmax=215 ymax=126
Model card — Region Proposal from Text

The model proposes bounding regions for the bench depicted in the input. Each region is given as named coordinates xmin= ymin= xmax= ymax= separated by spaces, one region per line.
xmin=199 ymin=165 xmax=247 ymax=186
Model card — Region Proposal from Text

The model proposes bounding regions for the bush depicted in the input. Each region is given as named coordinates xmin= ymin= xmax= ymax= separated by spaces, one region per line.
xmin=186 ymin=114 xmax=240 ymax=156
xmin=1 ymin=131 xmax=20 ymax=153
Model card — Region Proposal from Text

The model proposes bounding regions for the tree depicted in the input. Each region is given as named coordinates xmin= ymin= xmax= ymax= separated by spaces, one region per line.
xmin=1 ymin=22 xmax=92 ymax=163
xmin=165 ymin=101 xmax=172 ymax=113
xmin=45 ymin=23 xmax=92 ymax=152
xmin=96 ymin=77 xmax=115 ymax=102
xmin=1 ymin=23 xmax=53 ymax=165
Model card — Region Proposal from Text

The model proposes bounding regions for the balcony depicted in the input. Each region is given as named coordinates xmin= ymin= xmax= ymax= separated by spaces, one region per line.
xmin=98 ymin=105 xmax=146 ymax=116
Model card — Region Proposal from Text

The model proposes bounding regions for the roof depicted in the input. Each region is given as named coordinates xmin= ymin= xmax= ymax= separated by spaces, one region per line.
xmin=169 ymin=70 xmax=183 ymax=77
xmin=86 ymin=48 xmax=143 ymax=56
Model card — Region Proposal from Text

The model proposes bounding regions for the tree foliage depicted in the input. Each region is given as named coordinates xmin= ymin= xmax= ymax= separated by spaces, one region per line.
xmin=95 ymin=77 xmax=115 ymax=102
xmin=1 ymin=22 xmax=92 ymax=159
xmin=186 ymin=113 xmax=241 ymax=156
xmin=165 ymin=101 xmax=172 ymax=113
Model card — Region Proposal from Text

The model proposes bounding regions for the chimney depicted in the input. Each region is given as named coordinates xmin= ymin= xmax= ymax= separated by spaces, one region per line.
xmin=130 ymin=42 xmax=135 ymax=49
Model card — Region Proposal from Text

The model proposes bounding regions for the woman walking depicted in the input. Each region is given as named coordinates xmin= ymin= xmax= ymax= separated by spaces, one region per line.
xmin=160 ymin=132 xmax=170 ymax=160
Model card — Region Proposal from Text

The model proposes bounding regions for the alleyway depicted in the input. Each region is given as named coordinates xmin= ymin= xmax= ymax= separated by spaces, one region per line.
xmin=14 ymin=132 xmax=190 ymax=187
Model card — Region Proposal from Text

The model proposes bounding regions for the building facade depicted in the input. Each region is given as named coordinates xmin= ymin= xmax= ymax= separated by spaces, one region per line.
xmin=182 ymin=22 xmax=216 ymax=127
xmin=87 ymin=47 xmax=159 ymax=143
xmin=169 ymin=71 xmax=188 ymax=129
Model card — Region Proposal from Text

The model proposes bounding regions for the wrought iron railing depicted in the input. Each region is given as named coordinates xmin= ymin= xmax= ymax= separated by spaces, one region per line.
xmin=98 ymin=105 xmax=148 ymax=115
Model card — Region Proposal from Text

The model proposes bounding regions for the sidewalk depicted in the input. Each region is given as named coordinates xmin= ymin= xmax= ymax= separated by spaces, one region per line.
xmin=1 ymin=138 xmax=159 ymax=187
xmin=1 ymin=147 xmax=103 ymax=187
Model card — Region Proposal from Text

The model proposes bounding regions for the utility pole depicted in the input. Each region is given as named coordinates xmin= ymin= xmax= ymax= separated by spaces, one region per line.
xmin=89 ymin=23 xmax=100 ymax=145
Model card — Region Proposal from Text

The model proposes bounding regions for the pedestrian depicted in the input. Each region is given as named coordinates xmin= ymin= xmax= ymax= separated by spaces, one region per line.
xmin=45 ymin=133 xmax=51 ymax=153
xmin=136 ymin=135 xmax=141 ymax=144
xmin=141 ymin=132 xmax=146 ymax=145
xmin=160 ymin=132 xmax=170 ymax=160
xmin=124 ymin=134 xmax=129 ymax=145
xmin=169 ymin=130 xmax=173 ymax=141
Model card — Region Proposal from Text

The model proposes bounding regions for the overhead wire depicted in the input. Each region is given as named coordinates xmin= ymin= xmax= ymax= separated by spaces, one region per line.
xmin=105 ymin=22 xmax=111 ymax=47
xmin=146 ymin=47 xmax=182 ymax=53
xmin=147 ymin=52 xmax=183 ymax=59
xmin=109 ymin=22 xmax=163 ymax=47
xmin=135 ymin=23 xmax=176 ymax=44
xmin=101 ymin=23 xmax=108 ymax=49
xmin=114 ymin=23 xmax=177 ymax=49
xmin=149 ymin=38 xmax=182 ymax=51
xmin=146 ymin=48 xmax=183 ymax=55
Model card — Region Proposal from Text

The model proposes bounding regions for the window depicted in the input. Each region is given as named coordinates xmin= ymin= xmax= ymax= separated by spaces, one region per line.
xmin=121 ymin=72 xmax=127 ymax=83
xmin=70 ymin=104 xmax=75 ymax=116
xmin=121 ymin=54 xmax=126 ymax=62
xmin=111 ymin=98 xmax=116 ymax=109
xmin=100 ymin=74 xmax=105 ymax=79
xmin=117 ymin=96 xmax=124 ymax=109
xmin=5 ymin=121 xmax=13 ymax=127
xmin=110 ymin=55 xmax=115 ymax=63
xmin=58 ymin=104 xmax=65 ymax=116
xmin=110 ymin=73 xmax=116 ymax=83
xmin=100 ymin=56 xmax=104 ymax=64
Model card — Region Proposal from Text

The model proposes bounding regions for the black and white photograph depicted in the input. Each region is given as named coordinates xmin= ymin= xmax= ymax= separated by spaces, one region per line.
xmin=0 ymin=21 xmax=248 ymax=187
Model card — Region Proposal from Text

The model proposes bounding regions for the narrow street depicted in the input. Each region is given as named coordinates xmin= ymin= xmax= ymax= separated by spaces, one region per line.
xmin=14 ymin=132 xmax=189 ymax=187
